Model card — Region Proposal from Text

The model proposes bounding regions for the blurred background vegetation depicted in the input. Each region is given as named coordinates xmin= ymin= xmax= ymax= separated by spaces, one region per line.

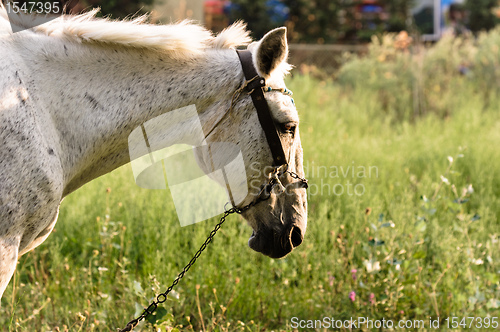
xmin=64 ymin=1 xmax=500 ymax=41
xmin=63 ymin=0 xmax=154 ymax=18
xmin=224 ymin=0 xmax=500 ymax=40
xmin=466 ymin=0 xmax=499 ymax=32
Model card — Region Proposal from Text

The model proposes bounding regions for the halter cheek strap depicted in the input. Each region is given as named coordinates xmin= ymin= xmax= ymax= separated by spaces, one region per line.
xmin=236 ymin=50 xmax=287 ymax=167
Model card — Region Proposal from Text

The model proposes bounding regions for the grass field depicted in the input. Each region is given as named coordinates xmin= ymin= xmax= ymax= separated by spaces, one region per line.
xmin=1 ymin=33 xmax=500 ymax=331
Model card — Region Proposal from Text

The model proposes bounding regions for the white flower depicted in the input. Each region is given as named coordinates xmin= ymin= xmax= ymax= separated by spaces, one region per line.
xmin=467 ymin=184 xmax=474 ymax=194
xmin=440 ymin=175 xmax=450 ymax=185
xmin=472 ymin=258 xmax=484 ymax=265
xmin=364 ymin=260 xmax=381 ymax=273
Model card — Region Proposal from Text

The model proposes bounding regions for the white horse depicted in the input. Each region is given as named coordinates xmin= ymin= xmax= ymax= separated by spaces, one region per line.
xmin=0 ymin=7 xmax=307 ymax=300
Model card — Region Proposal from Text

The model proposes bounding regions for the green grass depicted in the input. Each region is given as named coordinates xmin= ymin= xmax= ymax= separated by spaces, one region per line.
xmin=2 ymin=53 xmax=500 ymax=331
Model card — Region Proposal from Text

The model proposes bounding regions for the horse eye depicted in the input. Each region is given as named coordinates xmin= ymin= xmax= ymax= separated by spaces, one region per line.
xmin=279 ymin=122 xmax=296 ymax=135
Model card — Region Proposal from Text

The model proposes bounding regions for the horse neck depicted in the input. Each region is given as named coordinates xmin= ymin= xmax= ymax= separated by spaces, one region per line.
xmin=23 ymin=37 xmax=243 ymax=195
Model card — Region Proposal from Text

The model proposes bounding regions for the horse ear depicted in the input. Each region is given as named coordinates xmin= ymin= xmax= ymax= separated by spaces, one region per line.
xmin=252 ymin=27 xmax=288 ymax=78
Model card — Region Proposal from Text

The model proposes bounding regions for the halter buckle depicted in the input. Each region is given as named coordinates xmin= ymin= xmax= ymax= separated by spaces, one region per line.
xmin=244 ymin=76 xmax=266 ymax=95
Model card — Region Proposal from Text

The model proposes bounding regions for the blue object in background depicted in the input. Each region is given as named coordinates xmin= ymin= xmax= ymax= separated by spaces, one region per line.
xmin=266 ymin=0 xmax=290 ymax=25
xmin=361 ymin=5 xmax=383 ymax=13
xmin=440 ymin=0 xmax=465 ymax=28
xmin=223 ymin=2 xmax=241 ymax=24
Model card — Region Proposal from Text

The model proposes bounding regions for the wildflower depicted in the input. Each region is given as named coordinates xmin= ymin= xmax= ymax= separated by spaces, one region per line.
xmin=369 ymin=293 xmax=375 ymax=305
xmin=328 ymin=272 xmax=335 ymax=287
xmin=472 ymin=258 xmax=484 ymax=265
xmin=467 ymin=184 xmax=474 ymax=194
xmin=76 ymin=312 xmax=86 ymax=322
xmin=440 ymin=175 xmax=450 ymax=185
xmin=349 ymin=291 xmax=356 ymax=302
xmin=351 ymin=268 xmax=357 ymax=280
xmin=364 ymin=260 xmax=381 ymax=273
xmin=394 ymin=31 xmax=413 ymax=50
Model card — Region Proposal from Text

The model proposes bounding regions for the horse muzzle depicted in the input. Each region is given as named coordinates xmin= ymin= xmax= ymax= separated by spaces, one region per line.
xmin=248 ymin=223 xmax=304 ymax=259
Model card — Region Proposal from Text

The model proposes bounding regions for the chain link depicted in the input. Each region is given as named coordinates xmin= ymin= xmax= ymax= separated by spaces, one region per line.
xmin=118 ymin=168 xmax=307 ymax=332
xmin=286 ymin=170 xmax=309 ymax=188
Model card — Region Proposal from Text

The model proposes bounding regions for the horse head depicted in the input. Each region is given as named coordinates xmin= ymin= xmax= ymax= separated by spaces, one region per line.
xmin=197 ymin=27 xmax=308 ymax=259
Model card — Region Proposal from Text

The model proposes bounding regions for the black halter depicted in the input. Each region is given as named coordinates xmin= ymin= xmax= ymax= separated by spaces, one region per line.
xmin=236 ymin=50 xmax=288 ymax=167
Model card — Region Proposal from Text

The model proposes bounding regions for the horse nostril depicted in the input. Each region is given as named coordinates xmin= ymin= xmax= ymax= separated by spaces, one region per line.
xmin=290 ymin=226 xmax=303 ymax=248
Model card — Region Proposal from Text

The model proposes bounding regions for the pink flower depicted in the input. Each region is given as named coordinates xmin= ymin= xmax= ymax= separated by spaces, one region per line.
xmin=349 ymin=291 xmax=356 ymax=302
xmin=328 ymin=272 xmax=335 ymax=287
xmin=369 ymin=293 xmax=375 ymax=305
xmin=351 ymin=268 xmax=357 ymax=280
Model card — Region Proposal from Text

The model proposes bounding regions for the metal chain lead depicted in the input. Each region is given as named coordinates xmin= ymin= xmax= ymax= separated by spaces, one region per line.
xmin=118 ymin=208 xmax=236 ymax=332
xmin=118 ymin=168 xmax=307 ymax=332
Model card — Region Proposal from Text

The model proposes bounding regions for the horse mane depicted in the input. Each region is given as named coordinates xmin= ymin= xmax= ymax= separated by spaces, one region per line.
xmin=0 ymin=5 xmax=251 ymax=57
